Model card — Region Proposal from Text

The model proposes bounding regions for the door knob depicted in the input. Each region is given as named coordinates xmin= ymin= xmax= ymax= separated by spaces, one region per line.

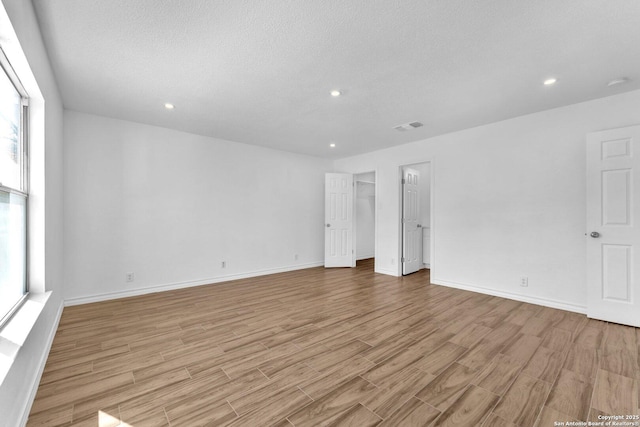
xmin=590 ymin=231 xmax=600 ymax=238
xmin=417 ymin=224 xmax=422 ymax=228
xmin=326 ymin=224 xmax=331 ymax=228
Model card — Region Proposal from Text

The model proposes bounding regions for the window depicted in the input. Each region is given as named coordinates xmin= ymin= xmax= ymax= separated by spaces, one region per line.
xmin=0 ymin=47 xmax=28 ymax=327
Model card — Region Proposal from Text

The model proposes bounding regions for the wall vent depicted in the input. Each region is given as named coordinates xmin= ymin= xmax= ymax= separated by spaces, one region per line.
xmin=394 ymin=121 xmax=424 ymax=131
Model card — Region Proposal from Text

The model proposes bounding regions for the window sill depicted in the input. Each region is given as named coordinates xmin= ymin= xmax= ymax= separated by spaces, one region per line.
xmin=0 ymin=291 xmax=51 ymax=386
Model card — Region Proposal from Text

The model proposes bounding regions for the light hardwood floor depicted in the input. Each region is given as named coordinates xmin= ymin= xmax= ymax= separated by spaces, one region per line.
xmin=28 ymin=259 xmax=640 ymax=426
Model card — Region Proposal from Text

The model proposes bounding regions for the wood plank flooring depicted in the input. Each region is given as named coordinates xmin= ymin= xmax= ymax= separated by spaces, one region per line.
xmin=28 ymin=259 xmax=640 ymax=426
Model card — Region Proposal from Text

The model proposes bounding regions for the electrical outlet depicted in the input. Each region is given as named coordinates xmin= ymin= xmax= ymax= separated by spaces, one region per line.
xmin=294 ymin=254 xmax=299 ymax=261
xmin=391 ymin=258 xmax=395 ymax=265
xmin=520 ymin=276 xmax=528 ymax=287
xmin=221 ymin=261 xmax=226 ymax=268
xmin=126 ymin=272 xmax=135 ymax=283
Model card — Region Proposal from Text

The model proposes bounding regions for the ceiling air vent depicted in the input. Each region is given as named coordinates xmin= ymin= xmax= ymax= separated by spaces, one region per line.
xmin=394 ymin=121 xmax=424 ymax=132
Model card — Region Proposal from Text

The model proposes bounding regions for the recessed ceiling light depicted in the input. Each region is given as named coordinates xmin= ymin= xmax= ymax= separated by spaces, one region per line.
xmin=164 ymin=103 xmax=175 ymax=110
xmin=329 ymin=143 xmax=336 ymax=148
xmin=543 ymin=78 xmax=557 ymax=86
xmin=608 ymin=77 xmax=629 ymax=87
xmin=330 ymin=90 xmax=341 ymax=97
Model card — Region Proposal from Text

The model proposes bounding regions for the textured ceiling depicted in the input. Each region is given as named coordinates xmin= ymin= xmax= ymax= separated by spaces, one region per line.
xmin=33 ymin=0 xmax=640 ymax=158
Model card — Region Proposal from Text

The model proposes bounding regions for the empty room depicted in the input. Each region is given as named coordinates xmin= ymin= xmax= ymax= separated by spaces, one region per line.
xmin=1 ymin=0 xmax=639 ymax=426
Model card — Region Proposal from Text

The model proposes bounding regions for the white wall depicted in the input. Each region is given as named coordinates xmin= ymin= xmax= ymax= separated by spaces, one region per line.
xmin=0 ymin=0 xmax=65 ymax=426
xmin=63 ymin=111 xmax=332 ymax=303
xmin=335 ymin=89 xmax=640 ymax=312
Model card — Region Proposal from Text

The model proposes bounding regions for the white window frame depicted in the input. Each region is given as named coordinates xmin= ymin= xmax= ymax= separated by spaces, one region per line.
xmin=0 ymin=46 xmax=30 ymax=329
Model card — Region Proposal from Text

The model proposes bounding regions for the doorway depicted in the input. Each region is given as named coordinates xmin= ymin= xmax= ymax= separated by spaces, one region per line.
xmin=399 ymin=162 xmax=432 ymax=276
xmin=324 ymin=171 xmax=377 ymax=269
xmin=355 ymin=172 xmax=376 ymax=269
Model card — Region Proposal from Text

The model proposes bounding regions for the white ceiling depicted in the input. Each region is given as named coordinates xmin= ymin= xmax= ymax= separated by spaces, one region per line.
xmin=32 ymin=0 xmax=640 ymax=158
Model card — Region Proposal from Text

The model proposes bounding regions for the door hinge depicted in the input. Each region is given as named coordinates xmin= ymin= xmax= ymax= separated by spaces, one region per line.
xmin=401 ymin=178 xmax=406 ymax=184
xmin=401 ymin=257 xmax=405 ymax=263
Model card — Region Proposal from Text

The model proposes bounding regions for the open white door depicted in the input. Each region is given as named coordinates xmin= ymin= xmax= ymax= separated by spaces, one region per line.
xmin=586 ymin=125 xmax=640 ymax=327
xmin=325 ymin=173 xmax=355 ymax=268
xmin=402 ymin=168 xmax=421 ymax=275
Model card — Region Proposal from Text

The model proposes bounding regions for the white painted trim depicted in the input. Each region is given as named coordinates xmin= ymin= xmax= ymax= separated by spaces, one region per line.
xmin=431 ymin=278 xmax=587 ymax=314
xmin=18 ymin=298 xmax=63 ymax=427
xmin=65 ymin=262 xmax=324 ymax=306
xmin=356 ymin=253 xmax=375 ymax=261
xmin=1 ymin=293 xmax=51 ymax=384
xmin=375 ymin=267 xmax=400 ymax=277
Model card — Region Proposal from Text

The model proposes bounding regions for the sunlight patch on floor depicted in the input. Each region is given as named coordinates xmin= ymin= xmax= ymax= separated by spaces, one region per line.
xmin=99 ymin=410 xmax=132 ymax=427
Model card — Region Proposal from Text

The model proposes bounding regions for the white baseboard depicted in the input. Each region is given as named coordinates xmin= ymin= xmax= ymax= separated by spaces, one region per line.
xmin=65 ymin=261 xmax=324 ymax=306
xmin=431 ymin=278 xmax=587 ymax=314
xmin=356 ymin=253 xmax=375 ymax=261
xmin=375 ymin=267 xmax=399 ymax=277
xmin=19 ymin=298 xmax=63 ymax=427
